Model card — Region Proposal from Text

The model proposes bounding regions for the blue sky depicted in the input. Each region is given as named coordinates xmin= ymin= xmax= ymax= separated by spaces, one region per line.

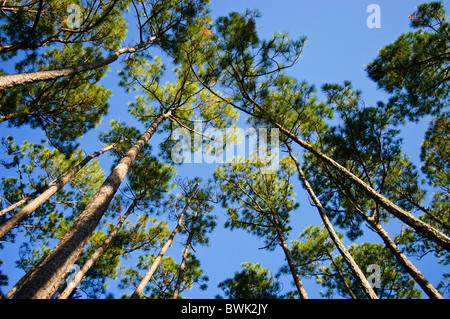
xmin=1 ymin=0 xmax=448 ymax=299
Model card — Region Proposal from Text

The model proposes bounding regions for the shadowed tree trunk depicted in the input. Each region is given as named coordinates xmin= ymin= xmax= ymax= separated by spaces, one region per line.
xmin=57 ymin=199 xmax=138 ymax=299
xmin=274 ymin=219 xmax=309 ymax=299
xmin=172 ymin=230 xmax=194 ymax=299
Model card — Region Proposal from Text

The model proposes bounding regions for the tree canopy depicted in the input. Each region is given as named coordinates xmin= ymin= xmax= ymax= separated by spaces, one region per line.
xmin=0 ymin=1 xmax=448 ymax=300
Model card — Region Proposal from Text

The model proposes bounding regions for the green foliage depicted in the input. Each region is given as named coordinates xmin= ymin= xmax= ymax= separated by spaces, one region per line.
xmin=366 ymin=2 xmax=449 ymax=120
xmin=284 ymin=225 xmax=338 ymax=278
xmin=0 ymin=1 xmax=130 ymax=152
xmin=395 ymin=114 xmax=450 ymax=297
xmin=0 ymin=260 xmax=8 ymax=296
xmin=119 ymin=49 xmax=238 ymax=163
xmin=119 ymin=253 xmax=208 ymax=299
xmin=216 ymin=262 xmax=282 ymax=299
xmin=181 ymin=183 xmax=217 ymax=247
xmin=0 ymin=137 xmax=105 ymax=242
xmin=195 ymin=10 xmax=332 ymax=143
xmin=421 ymin=113 xmax=450 ymax=191
xmin=0 ymin=0 xmax=128 ymax=60
xmin=318 ymin=243 xmax=422 ymax=299
xmin=1 ymin=43 xmax=111 ymax=153
xmin=214 ymin=156 xmax=298 ymax=250
xmin=1 ymin=1 xmax=449 ymax=300
xmin=303 ymin=82 xmax=425 ymax=239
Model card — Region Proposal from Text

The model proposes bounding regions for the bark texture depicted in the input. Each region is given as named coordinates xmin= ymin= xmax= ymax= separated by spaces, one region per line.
xmin=367 ymin=218 xmax=443 ymax=299
xmin=172 ymin=231 xmax=194 ymax=299
xmin=57 ymin=200 xmax=137 ymax=299
xmin=275 ymin=224 xmax=309 ymax=299
xmin=12 ymin=110 xmax=170 ymax=299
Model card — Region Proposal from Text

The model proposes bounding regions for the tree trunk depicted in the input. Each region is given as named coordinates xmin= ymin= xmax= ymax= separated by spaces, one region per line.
xmin=0 ymin=143 xmax=116 ymax=239
xmin=367 ymin=218 xmax=443 ymax=299
xmin=4 ymin=263 xmax=39 ymax=299
xmin=57 ymin=199 xmax=138 ymax=299
xmin=324 ymin=247 xmax=357 ymax=299
xmin=320 ymin=161 xmax=443 ymax=299
xmin=172 ymin=231 xmax=194 ymax=299
xmin=130 ymin=183 xmax=199 ymax=299
xmin=0 ymin=190 xmax=39 ymax=217
xmin=286 ymin=144 xmax=378 ymax=299
xmin=277 ymin=123 xmax=450 ymax=252
xmin=276 ymin=226 xmax=309 ymax=299
xmin=12 ymin=110 xmax=171 ymax=299
xmin=0 ymin=38 xmax=155 ymax=91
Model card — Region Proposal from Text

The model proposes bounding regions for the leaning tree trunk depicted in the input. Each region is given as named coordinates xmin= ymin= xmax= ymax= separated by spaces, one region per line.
xmin=271 ymin=213 xmax=308 ymax=299
xmin=324 ymin=247 xmax=357 ymax=299
xmin=57 ymin=199 xmax=138 ymax=299
xmin=286 ymin=144 xmax=378 ymax=299
xmin=0 ymin=190 xmax=39 ymax=217
xmin=0 ymin=37 xmax=155 ymax=91
xmin=130 ymin=184 xmax=199 ymax=299
xmin=0 ymin=143 xmax=117 ymax=239
xmin=172 ymin=230 xmax=194 ymax=299
xmin=367 ymin=218 xmax=443 ymax=299
xmin=277 ymin=123 xmax=450 ymax=252
xmin=12 ymin=110 xmax=171 ymax=299
xmin=276 ymin=227 xmax=309 ymax=299
xmin=321 ymin=160 xmax=444 ymax=299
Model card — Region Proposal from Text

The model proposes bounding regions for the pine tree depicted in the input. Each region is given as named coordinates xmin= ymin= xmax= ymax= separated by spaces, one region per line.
xmin=0 ymin=142 xmax=117 ymax=239
xmin=130 ymin=180 xmax=199 ymax=299
xmin=366 ymin=2 xmax=449 ymax=120
xmin=193 ymin=11 xmax=450 ymax=252
xmin=216 ymin=262 xmax=282 ymax=299
xmin=10 ymin=2 xmax=216 ymax=299
xmin=0 ymin=137 xmax=106 ymax=243
xmin=301 ymin=83 xmax=443 ymax=298
xmin=173 ymin=185 xmax=216 ymax=299
xmin=318 ymin=243 xmax=423 ymax=299
xmin=57 ymin=148 xmax=174 ymax=299
xmin=214 ymin=155 xmax=309 ymax=299
xmin=284 ymin=141 xmax=377 ymax=299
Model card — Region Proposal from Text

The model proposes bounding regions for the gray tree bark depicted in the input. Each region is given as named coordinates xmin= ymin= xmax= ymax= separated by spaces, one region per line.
xmin=0 ymin=191 xmax=38 ymax=217
xmin=172 ymin=230 xmax=194 ymax=299
xmin=367 ymin=218 xmax=443 ymax=299
xmin=326 ymin=168 xmax=444 ymax=299
xmin=275 ymin=224 xmax=309 ymax=299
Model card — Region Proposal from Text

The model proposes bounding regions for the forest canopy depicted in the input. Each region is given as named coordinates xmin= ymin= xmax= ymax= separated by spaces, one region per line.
xmin=0 ymin=1 xmax=448 ymax=300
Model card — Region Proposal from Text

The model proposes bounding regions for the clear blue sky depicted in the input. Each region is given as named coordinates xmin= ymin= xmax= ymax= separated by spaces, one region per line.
xmin=0 ymin=0 xmax=447 ymax=299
